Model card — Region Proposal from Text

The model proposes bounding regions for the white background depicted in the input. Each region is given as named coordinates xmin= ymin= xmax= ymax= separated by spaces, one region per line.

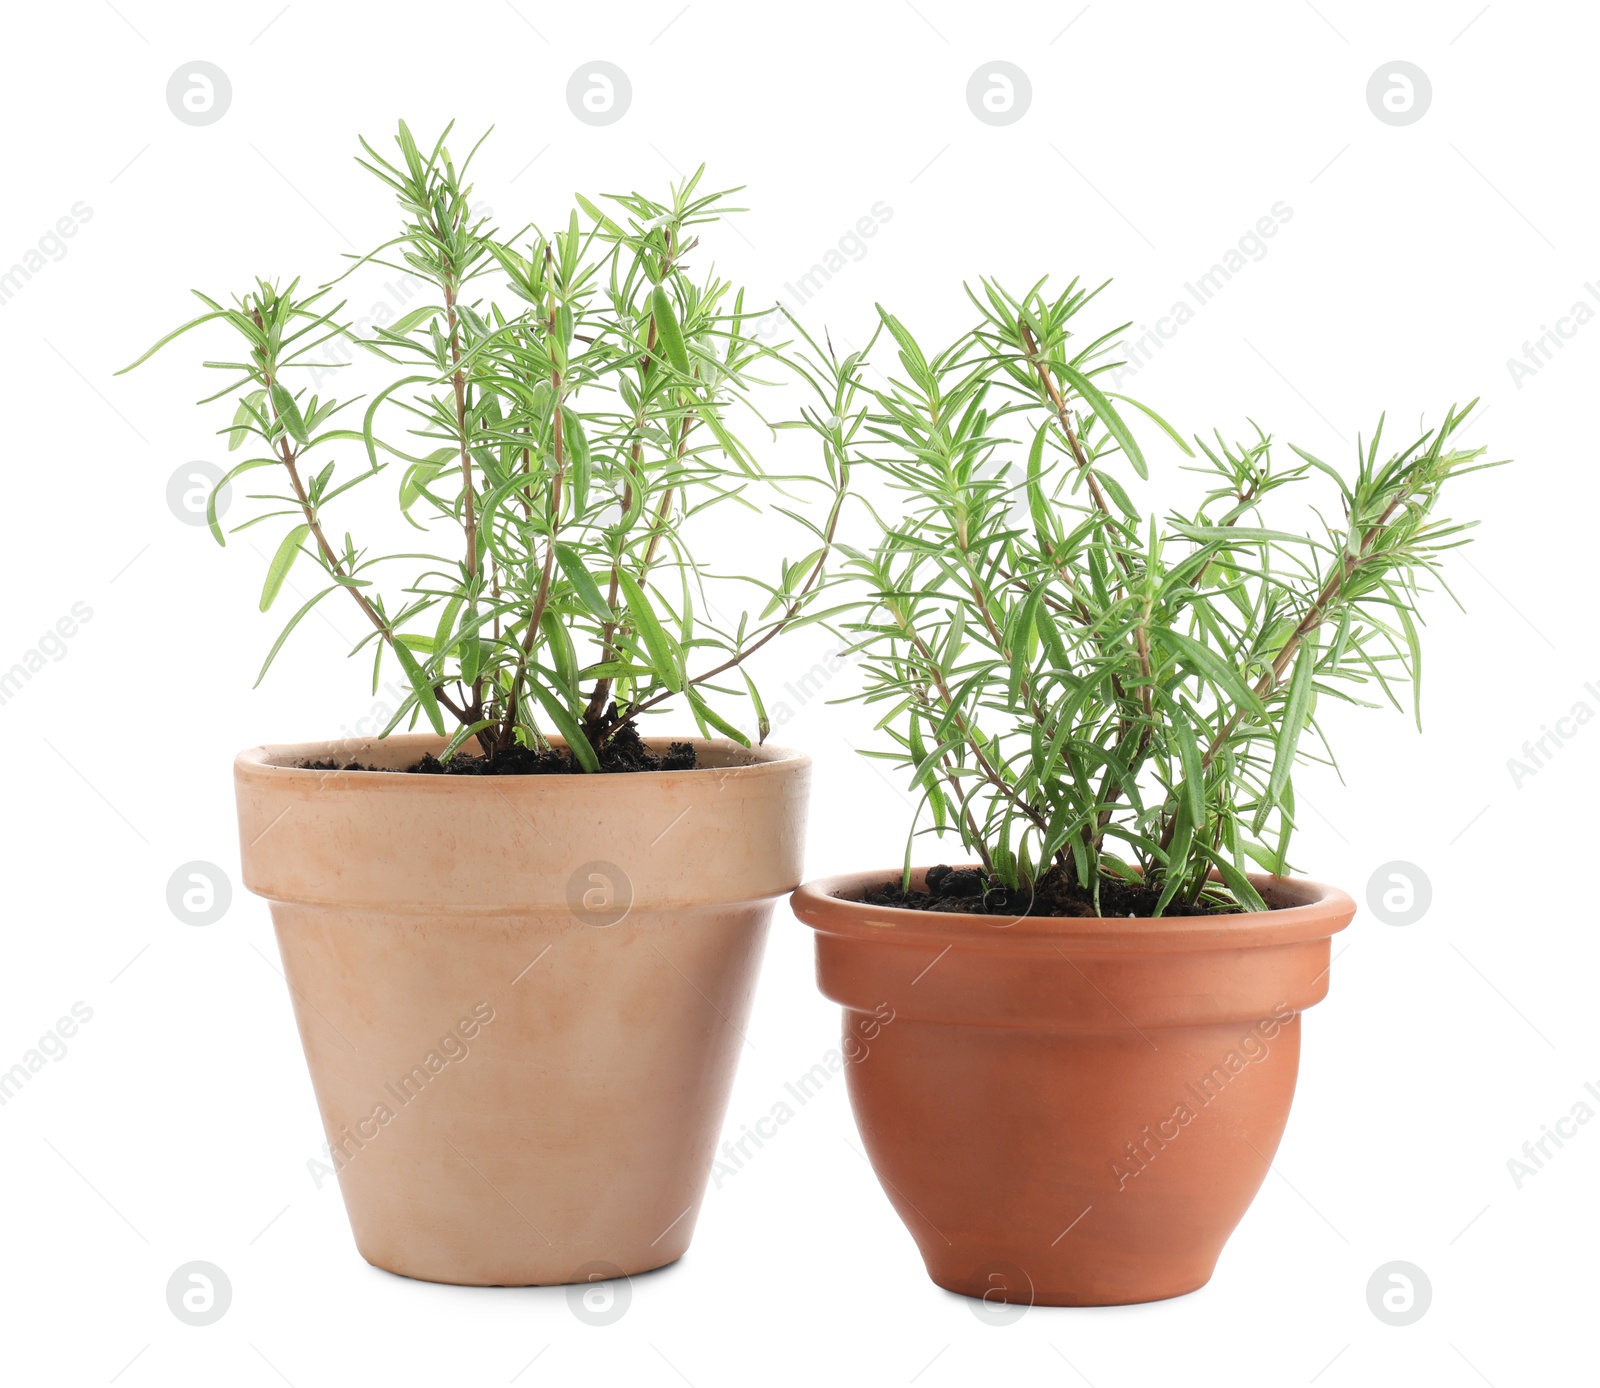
xmin=1 ymin=1 xmax=1595 ymax=1384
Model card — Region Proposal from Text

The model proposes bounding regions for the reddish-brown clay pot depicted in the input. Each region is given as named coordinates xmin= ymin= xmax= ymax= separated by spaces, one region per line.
xmin=237 ymin=733 xmax=809 ymax=1286
xmin=792 ymin=868 xmax=1354 ymax=1306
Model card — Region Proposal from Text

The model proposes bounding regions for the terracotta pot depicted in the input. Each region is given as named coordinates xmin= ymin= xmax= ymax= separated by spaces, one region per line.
xmin=236 ymin=732 xmax=809 ymax=1287
xmin=792 ymin=868 xmax=1354 ymax=1306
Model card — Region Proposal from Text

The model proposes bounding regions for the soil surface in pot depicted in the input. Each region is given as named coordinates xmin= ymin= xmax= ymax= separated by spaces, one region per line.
xmin=301 ymin=723 xmax=699 ymax=776
xmin=858 ymin=863 xmax=1280 ymax=918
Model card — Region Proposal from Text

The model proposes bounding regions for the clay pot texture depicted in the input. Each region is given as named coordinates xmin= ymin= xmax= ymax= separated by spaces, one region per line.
xmin=236 ymin=733 xmax=809 ymax=1287
xmin=792 ymin=868 xmax=1354 ymax=1306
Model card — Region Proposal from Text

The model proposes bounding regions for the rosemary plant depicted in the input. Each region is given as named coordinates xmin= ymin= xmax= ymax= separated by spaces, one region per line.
xmin=830 ymin=278 xmax=1493 ymax=914
xmin=124 ymin=123 xmax=860 ymax=768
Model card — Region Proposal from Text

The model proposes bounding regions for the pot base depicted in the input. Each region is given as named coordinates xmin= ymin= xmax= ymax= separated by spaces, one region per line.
xmin=358 ymin=1248 xmax=685 ymax=1289
xmin=928 ymin=1252 xmax=1215 ymax=1308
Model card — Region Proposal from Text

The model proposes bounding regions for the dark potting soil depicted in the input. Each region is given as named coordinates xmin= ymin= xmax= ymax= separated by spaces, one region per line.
xmin=857 ymin=863 xmax=1265 ymax=918
xmin=299 ymin=722 xmax=698 ymax=776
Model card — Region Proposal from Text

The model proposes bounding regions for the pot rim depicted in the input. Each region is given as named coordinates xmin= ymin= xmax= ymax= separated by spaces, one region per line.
xmin=792 ymin=866 xmax=1354 ymax=954
xmin=235 ymin=731 xmax=809 ymax=790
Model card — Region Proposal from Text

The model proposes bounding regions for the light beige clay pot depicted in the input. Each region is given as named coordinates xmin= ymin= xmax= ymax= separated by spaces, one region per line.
xmin=235 ymin=732 xmax=809 ymax=1286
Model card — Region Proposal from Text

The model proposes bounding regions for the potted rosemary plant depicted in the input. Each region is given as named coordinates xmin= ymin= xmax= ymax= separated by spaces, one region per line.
xmin=124 ymin=124 xmax=860 ymax=1287
xmin=791 ymin=277 xmax=1492 ymax=1305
